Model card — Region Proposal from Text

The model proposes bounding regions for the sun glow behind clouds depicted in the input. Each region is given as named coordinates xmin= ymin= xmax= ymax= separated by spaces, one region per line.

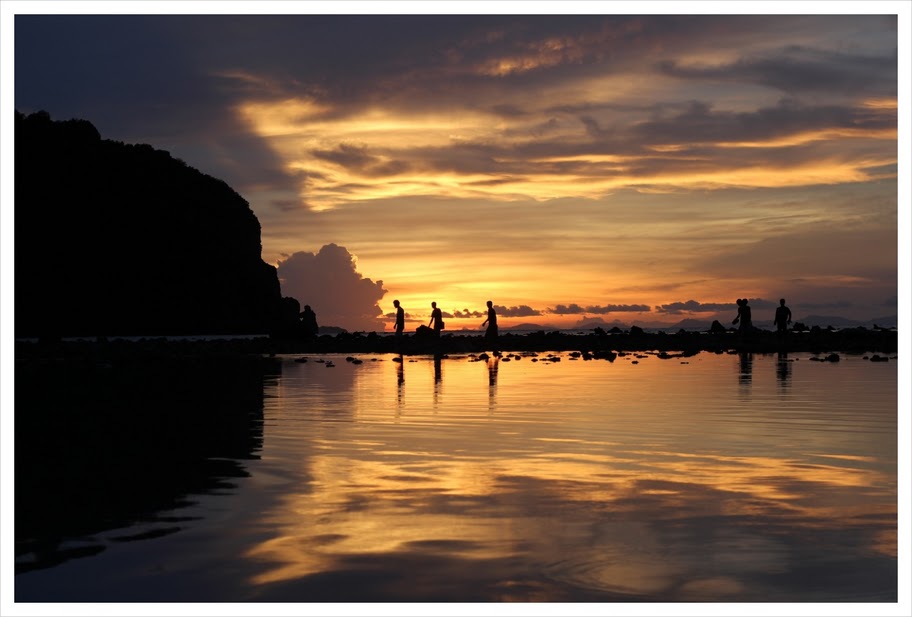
xmin=237 ymin=99 xmax=522 ymax=210
xmin=236 ymin=91 xmax=896 ymax=212
xmin=220 ymin=15 xmax=899 ymax=327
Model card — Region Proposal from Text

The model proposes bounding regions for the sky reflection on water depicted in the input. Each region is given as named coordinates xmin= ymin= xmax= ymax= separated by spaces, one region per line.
xmin=14 ymin=350 xmax=898 ymax=604
xmin=244 ymin=351 xmax=896 ymax=602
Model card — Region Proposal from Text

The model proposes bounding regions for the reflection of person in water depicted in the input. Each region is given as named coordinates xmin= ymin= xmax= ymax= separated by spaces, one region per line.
xmin=481 ymin=300 xmax=498 ymax=339
xmin=738 ymin=351 xmax=753 ymax=387
xmin=395 ymin=355 xmax=404 ymax=413
xmin=300 ymin=304 xmax=319 ymax=339
xmin=776 ymin=350 xmax=792 ymax=386
xmin=487 ymin=356 xmax=499 ymax=413
xmin=428 ymin=302 xmax=443 ymax=336
xmin=732 ymin=298 xmax=752 ymax=332
xmin=488 ymin=356 xmax=499 ymax=387
xmin=774 ymin=298 xmax=792 ymax=334
xmin=393 ymin=299 xmax=405 ymax=337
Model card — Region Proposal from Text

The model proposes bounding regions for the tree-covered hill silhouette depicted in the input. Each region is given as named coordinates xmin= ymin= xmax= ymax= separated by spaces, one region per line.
xmin=15 ymin=110 xmax=288 ymax=338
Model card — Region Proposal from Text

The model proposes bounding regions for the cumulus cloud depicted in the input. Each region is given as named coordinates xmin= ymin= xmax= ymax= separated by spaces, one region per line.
xmin=277 ymin=243 xmax=388 ymax=331
xmin=452 ymin=309 xmax=485 ymax=319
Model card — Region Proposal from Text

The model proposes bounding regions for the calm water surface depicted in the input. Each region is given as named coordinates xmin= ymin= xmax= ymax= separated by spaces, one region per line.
xmin=16 ymin=350 xmax=897 ymax=602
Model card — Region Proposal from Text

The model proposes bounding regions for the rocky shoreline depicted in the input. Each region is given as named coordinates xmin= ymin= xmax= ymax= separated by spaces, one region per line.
xmin=265 ymin=324 xmax=897 ymax=356
xmin=17 ymin=324 xmax=896 ymax=360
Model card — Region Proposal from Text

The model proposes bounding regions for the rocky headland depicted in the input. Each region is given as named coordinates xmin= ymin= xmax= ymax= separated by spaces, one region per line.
xmin=15 ymin=110 xmax=288 ymax=339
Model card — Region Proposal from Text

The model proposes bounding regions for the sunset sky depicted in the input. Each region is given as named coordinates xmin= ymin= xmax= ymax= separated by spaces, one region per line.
xmin=7 ymin=3 xmax=908 ymax=332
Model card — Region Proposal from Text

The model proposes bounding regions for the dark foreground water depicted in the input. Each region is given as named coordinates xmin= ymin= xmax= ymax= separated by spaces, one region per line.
xmin=15 ymin=350 xmax=897 ymax=603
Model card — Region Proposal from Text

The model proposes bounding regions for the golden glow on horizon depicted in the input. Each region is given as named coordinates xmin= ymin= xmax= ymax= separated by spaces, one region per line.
xmin=233 ymin=47 xmax=896 ymax=330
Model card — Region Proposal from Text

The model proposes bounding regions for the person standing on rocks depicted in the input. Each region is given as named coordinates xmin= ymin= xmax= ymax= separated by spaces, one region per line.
xmin=393 ymin=299 xmax=405 ymax=337
xmin=732 ymin=298 xmax=752 ymax=332
xmin=482 ymin=300 xmax=498 ymax=340
xmin=774 ymin=298 xmax=792 ymax=334
xmin=428 ymin=302 xmax=444 ymax=336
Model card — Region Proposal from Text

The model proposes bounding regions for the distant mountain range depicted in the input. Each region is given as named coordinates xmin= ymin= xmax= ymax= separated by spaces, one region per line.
xmin=500 ymin=314 xmax=898 ymax=333
xmin=656 ymin=315 xmax=896 ymax=331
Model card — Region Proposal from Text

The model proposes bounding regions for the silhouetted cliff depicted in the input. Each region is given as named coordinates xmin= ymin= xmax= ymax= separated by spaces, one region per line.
xmin=15 ymin=110 xmax=284 ymax=337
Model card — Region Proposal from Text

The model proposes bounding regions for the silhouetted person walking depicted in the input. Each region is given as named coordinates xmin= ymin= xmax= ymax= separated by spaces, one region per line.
xmin=300 ymin=304 xmax=319 ymax=339
xmin=774 ymin=298 xmax=792 ymax=333
xmin=732 ymin=298 xmax=752 ymax=332
xmin=393 ymin=299 xmax=405 ymax=337
xmin=482 ymin=300 xmax=498 ymax=339
xmin=428 ymin=302 xmax=444 ymax=336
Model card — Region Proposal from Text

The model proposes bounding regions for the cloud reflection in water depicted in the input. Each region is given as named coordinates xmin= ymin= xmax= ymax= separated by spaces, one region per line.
xmin=243 ymin=353 xmax=896 ymax=601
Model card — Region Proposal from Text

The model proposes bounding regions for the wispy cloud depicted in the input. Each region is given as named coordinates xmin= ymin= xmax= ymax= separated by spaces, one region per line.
xmin=657 ymin=46 xmax=897 ymax=96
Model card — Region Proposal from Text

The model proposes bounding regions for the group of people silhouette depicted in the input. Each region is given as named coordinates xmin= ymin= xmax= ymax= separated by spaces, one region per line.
xmin=300 ymin=297 xmax=792 ymax=340
xmin=394 ymin=299 xmax=498 ymax=339
xmin=297 ymin=300 xmax=498 ymax=340
xmin=733 ymin=298 xmax=792 ymax=333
